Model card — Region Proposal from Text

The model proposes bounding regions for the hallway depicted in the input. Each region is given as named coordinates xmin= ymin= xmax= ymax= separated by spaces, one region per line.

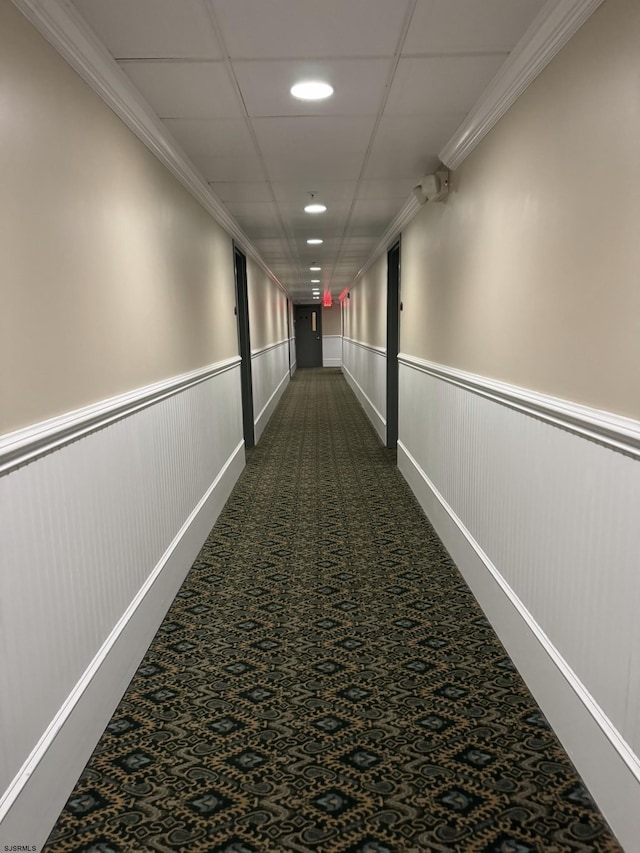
xmin=44 ymin=370 xmax=620 ymax=852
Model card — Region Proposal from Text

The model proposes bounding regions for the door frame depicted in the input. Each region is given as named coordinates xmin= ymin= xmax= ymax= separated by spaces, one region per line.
xmin=234 ymin=244 xmax=255 ymax=449
xmin=294 ymin=303 xmax=323 ymax=368
xmin=386 ymin=240 xmax=401 ymax=449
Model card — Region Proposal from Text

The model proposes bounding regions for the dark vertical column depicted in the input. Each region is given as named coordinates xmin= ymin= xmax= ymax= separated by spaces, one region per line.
xmin=386 ymin=241 xmax=401 ymax=449
xmin=286 ymin=297 xmax=293 ymax=377
xmin=234 ymin=246 xmax=255 ymax=449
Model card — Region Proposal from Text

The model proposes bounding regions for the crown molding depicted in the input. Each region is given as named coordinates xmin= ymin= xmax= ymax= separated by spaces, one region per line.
xmin=347 ymin=193 xmax=422 ymax=294
xmin=11 ymin=0 xmax=287 ymax=294
xmin=439 ymin=0 xmax=605 ymax=170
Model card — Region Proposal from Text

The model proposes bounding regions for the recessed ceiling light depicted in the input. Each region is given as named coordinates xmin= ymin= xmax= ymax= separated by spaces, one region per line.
xmin=307 ymin=238 xmax=323 ymax=245
xmin=291 ymin=81 xmax=334 ymax=101
xmin=311 ymin=279 xmax=321 ymax=283
xmin=304 ymin=203 xmax=327 ymax=214
xmin=310 ymin=265 xmax=321 ymax=271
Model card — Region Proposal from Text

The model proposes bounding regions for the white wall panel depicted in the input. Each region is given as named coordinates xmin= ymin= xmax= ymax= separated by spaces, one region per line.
xmin=251 ymin=340 xmax=290 ymax=442
xmin=342 ymin=337 xmax=386 ymax=443
xmin=322 ymin=335 xmax=342 ymax=368
xmin=397 ymin=355 xmax=640 ymax=849
xmin=0 ymin=360 xmax=244 ymax=848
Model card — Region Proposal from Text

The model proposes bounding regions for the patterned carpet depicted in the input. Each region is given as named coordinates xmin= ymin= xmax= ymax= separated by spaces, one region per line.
xmin=45 ymin=368 xmax=621 ymax=852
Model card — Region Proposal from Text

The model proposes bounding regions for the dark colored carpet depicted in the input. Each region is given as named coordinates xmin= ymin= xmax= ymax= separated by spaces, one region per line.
xmin=45 ymin=368 xmax=621 ymax=852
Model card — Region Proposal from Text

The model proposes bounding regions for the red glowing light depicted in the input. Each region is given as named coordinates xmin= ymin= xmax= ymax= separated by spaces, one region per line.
xmin=323 ymin=292 xmax=333 ymax=307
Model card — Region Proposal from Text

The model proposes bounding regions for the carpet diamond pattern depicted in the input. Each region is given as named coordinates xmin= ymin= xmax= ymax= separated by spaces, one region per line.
xmin=44 ymin=369 xmax=621 ymax=852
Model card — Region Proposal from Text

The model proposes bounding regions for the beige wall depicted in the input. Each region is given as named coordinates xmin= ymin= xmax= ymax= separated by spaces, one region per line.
xmin=0 ymin=1 xmax=238 ymax=435
xmin=246 ymin=258 xmax=288 ymax=351
xmin=343 ymin=252 xmax=387 ymax=349
xmin=322 ymin=304 xmax=342 ymax=336
xmin=400 ymin=0 xmax=640 ymax=420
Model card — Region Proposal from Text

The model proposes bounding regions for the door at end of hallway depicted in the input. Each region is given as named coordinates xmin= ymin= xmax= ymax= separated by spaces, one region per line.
xmin=294 ymin=305 xmax=323 ymax=368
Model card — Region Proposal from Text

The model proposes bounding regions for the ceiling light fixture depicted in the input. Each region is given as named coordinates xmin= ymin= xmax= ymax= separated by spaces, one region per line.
xmin=307 ymin=238 xmax=323 ymax=245
xmin=290 ymin=81 xmax=334 ymax=101
xmin=310 ymin=265 xmax=321 ymax=271
xmin=304 ymin=203 xmax=327 ymax=214
xmin=311 ymin=279 xmax=321 ymax=283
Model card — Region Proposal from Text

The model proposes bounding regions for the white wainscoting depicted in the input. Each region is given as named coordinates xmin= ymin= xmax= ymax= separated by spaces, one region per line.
xmin=251 ymin=340 xmax=290 ymax=443
xmin=322 ymin=335 xmax=342 ymax=368
xmin=342 ymin=337 xmax=386 ymax=444
xmin=397 ymin=353 xmax=640 ymax=851
xmin=0 ymin=359 xmax=244 ymax=850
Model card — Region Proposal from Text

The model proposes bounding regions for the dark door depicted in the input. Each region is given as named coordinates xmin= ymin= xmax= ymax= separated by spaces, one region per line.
xmin=294 ymin=304 xmax=323 ymax=367
xmin=386 ymin=241 xmax=401 ymax=449
xmin=234 ymin=245 xmax=254 ymax=448
xmin=286 ymin=297 xmax=294 ymax=377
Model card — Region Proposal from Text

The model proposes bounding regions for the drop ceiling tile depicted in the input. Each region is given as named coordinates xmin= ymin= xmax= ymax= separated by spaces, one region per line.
xmin=373 ymin=113 xmax=466 ymax=153
xmin=234 ymin=222 xmax=283 ymax=240
xmin=356 ymin=178 xmax=417 ymax=200
xmin=297 ymin=238 xmax=343 ymax=253
xmin=210 ymin=182 xmax=273 ymax=202
xmin=278 ymin=198 xmax=352 ymax=220
xmin=272 ymin=181 xmax=358 ymax=202
xmin=252 ymin=116 xmax=376 ymax=156
xmin=163 ymin=119 xmax=255 ymax=156
xmin=119 ymin=61 xmax=242 ymax=118
xmin=364 ymin=150 xmax=440 ymax=180
xmin=195 ymin=155 xmax=265 ymax=182
xmin=385 ymin=54 xmax=508 ymax=115
xmin=225 ymin=202 xmax=281 ymax=225
xmin=232 ymin=59 xmax=391 ymax=117
xmin=403 ymin=0 xmax=545 ymax=55
xmin=252 ymin=238 xmax=291 ymax=255
xmin=364 ymin=113 xmax=464 ymax=179
xmin=341 ymin=237 xmax=381 ymax=250
xmin=287 ymin=215 xmax=350 ymax=239
xmin=73 ymin=0 xmax=221 ymax=59
xmin=211 ymin=0 xmax=411 ymax=59
xmin=351 ymin=198 xmax=405 ymax=231
xmin=265 ymin=151 xmax=364 ymax=183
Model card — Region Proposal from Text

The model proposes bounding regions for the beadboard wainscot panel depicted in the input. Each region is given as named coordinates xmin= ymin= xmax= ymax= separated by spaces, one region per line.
xmin=397 ymin=353 xmax=640 ymax=851
xmin=251 ymin=340 xmax=290 ymax=443
xmin=322 ymin=335 xmax=342 ymax=368
xmin=0 ymin=358 xmax=244 ymax=849
xmin=342 ymin=337 xmax=386 ymax=443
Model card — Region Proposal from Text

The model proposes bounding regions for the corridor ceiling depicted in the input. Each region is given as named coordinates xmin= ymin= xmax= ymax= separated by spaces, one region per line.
xmin=69 ymin=0 xmax=546 ymax=302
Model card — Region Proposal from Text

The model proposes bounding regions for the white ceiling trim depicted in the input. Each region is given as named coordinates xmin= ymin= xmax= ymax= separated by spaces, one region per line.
xmin=348 ymin=0 xmax=605 ymax=296
xmin=10 ymin=0 xmax=287 ymax=293
xmin=439 ymin=0 xmax=605 ymax=170
xmin=344 ymin=193 xmax=422 ymax=295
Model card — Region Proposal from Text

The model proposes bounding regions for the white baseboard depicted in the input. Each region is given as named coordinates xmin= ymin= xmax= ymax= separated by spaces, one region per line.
xmin=0 ymin=441 xmax=244 ymax=851
xmin=397 ymin=439 xmax=640 ymax=851
xmin=254 ymin=370 xmax=289 ymax=443
xmin=342 ymin=364 xmax=386 ymax=444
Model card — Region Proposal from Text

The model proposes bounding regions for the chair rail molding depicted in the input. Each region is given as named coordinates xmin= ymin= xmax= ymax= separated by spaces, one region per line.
xmin=398 ymin=353 xmax=640 ymax=459
xmin=0 ymin=357 xmax=241 ymax=475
